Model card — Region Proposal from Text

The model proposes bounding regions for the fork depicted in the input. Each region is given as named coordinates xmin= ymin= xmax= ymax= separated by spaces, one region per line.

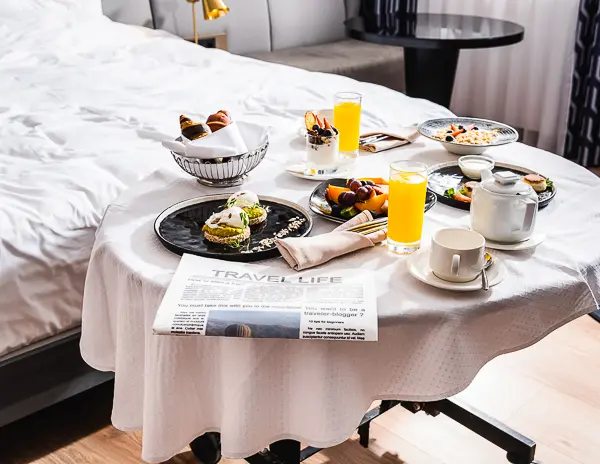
xmin=360 ymin=134 xmax=388 ymax=145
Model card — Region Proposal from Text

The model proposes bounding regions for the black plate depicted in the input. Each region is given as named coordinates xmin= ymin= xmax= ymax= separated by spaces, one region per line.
xmin=309 ymin=178 xmax=437 ymax=224
xmin=155 ymin=194 xmax=313 ymax=262
xmin=427 ymin=161 xmax=557 ymax=211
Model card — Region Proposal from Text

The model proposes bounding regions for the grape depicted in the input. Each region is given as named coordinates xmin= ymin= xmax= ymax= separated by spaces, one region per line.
xmin=346 ymin=178 xmax=358 ymax=188
xmin=339 ymin=191 xmax=356 ymax=206
xmin=349 ymin=180 xmax=362 ymax=192
xmin=360 ymin=180 xmax=367 ymax=186
xmin=357 ymin=186 xmax=372 ymax=201
xmin=365 ymin=180 xmax=375 ymax=186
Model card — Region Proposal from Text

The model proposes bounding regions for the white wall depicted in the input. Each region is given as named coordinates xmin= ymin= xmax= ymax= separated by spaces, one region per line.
xmin=102 ymin=0 xmax=354 ymax=55
xmin=102 ymin=0 xmax=153 ymax=28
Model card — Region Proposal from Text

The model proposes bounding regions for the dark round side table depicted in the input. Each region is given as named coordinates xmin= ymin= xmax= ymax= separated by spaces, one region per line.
xmin=346 ymin=13 xmax=525 ymax=108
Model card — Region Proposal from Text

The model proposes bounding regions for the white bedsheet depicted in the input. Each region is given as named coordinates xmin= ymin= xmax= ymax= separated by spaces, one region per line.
xmin=0 ymin=4 xmax=451 ymax=357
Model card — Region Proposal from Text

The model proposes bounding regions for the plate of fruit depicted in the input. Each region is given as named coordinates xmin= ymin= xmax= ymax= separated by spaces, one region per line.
xmin=309 ymin=177 xmax=437 ymax=223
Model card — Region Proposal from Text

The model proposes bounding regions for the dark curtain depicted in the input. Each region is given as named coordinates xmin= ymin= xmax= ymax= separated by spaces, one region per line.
xmin=565 ymin=0 xmax=600 ymax=167
xmin=360 ymin=0 xmax=418 ymax=16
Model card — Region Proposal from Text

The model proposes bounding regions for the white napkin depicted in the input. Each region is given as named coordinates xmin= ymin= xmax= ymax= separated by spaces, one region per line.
xmin=359 ymin=126 xmax=420 ymax=153
xmin=183 ymin=121 xmax=248 ymax=159
xmin=276 ymin=211 xmax=387 ymax=271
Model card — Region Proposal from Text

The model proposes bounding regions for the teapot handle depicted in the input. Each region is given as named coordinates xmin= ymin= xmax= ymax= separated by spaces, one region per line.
xmin=520 ymin=198 xmax=537 ymax=232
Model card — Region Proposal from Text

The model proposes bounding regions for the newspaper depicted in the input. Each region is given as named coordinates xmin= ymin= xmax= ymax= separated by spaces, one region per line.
xmin=153 ymin=254 xmax=378 ymax=341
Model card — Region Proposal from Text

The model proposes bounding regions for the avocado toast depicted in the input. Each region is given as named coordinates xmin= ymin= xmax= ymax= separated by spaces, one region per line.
xmin=202 ymin=206 xmax=250 ymax=246
xmin=226 ymin=191 xmax=267 ymax=226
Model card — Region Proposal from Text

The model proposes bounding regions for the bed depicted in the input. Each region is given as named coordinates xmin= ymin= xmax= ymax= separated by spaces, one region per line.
xmin=0 ymin=0 xmax=451 ymax=425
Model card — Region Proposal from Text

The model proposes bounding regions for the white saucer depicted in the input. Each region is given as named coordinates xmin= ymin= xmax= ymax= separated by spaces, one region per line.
xmin=286 ymin=163 xmax=352 ymax=181
xmin=407 ymin=248 xmax=506 ymax=292
xmin=484 ymin=233 xmax=546 ymax=251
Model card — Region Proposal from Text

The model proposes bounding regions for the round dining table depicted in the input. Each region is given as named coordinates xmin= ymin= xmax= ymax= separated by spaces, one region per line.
xmin=81 ymin=126 xmax=600 ymax=463
xmin=346 ymin=13 xmax=525 ymax=107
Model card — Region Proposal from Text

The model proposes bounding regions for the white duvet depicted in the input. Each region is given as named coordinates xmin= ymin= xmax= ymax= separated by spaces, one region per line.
xmin=0 ymin=1 xmax=451 ymax=357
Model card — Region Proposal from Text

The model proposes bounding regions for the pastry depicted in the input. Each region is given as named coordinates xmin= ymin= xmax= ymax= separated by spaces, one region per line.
xmin=226 ymin=191 xmax=267 ymax=226
xmin=523 ymin=174 xmax=547 ymax=193
xmin=202 ymin=207 xmax=250 ymax=246
xmin=206 ymin=110 xmax=232 ymax=132
xmin=180 ymin=115 xmax=211 ymax=141
xmin=462 ymin=181 xmax=479 ymax=198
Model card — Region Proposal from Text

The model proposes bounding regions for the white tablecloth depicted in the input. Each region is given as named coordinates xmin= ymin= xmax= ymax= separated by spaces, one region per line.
xmin=81 ymin=137 xmax=600 ymax=462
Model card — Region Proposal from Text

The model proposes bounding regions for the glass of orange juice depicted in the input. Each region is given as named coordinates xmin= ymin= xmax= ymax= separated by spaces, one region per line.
xmin=334 ymin=92 xmax=362 ymax=157
xmin=387 ymin=161 xmax=429 ymax=254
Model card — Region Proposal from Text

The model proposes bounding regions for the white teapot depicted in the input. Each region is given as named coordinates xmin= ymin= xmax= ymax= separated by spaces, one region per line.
xmin=470 ymin=170 xmax=538 ymax=243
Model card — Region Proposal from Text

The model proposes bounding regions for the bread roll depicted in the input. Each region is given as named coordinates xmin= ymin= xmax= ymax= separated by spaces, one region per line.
xmin=206 ymin=110 xmax=232 ymax=132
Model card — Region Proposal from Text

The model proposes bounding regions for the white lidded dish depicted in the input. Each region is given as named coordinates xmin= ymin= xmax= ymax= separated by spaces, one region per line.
xmin=458 ymin=155 xmax=495 ymax=180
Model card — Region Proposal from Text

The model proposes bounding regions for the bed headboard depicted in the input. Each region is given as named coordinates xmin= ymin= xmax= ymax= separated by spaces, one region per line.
xmin=103 ymin=0 xmax=355 ymax=55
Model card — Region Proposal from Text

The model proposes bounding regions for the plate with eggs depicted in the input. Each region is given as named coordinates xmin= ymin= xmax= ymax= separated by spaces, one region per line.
xmin=427 ymin=161 xmax=556 ymax=211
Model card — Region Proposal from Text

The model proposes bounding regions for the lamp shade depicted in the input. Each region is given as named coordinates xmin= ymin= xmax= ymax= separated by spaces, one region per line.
xmin=203 ymin=0 xmax=229 ymax=20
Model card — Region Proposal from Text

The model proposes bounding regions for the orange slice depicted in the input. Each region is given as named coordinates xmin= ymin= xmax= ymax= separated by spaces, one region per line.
xmin=305 ymin=111 xmax=317 ymax=131
xmin=315 ymin=115 xmax=324 ymax=128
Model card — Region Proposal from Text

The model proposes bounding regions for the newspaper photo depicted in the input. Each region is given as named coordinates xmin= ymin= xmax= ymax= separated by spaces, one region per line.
xmin=153 ymin=254 xmax=378 ymax=341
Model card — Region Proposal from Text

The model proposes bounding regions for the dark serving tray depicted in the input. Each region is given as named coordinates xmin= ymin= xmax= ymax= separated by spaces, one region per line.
xmin=155 ymin=194 xmax=312 ymax=262
xmin=427 ymin=161 xmax=556 ymax=211
xmin=309 ymin=178 xmax=437 ymax=224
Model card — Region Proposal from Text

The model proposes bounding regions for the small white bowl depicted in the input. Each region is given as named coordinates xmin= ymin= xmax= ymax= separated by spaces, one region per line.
xmin=458 ymin=155 xmax=495 ymax=180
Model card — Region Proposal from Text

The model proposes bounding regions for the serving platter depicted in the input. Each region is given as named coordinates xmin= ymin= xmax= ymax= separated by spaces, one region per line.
xmin=155 ymin=195 xmax=312 ymax=262
xmin=427 ymin=161 xmax=556 ymax=211
xmin=309 ymin=178 xmax=437 ymax=224
xmin=418 ymin=117 xmax=518 ymax=155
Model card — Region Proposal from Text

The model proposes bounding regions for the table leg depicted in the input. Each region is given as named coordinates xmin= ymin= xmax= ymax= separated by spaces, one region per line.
xmin=189 ymin=432 xmax=221 ymax=464
xmin=357 ymin=422 xmax=370 ymax=448
xmin=404 ymin=47 xmax=460 ymax=108
xmin=270 ymin=439 xmax=301 ymax=464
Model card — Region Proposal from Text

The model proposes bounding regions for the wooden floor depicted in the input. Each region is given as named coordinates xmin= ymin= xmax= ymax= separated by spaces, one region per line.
xmin=0 ymin=315 xmax=599 ymax=464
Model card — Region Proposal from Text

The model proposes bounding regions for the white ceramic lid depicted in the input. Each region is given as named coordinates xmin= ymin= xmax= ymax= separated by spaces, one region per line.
xmin=481 ymin=170 xmax=534 ymax=195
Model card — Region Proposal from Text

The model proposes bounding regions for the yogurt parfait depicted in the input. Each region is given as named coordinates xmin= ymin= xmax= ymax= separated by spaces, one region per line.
xmin=304 ymin=111 xmax=340 ymax=175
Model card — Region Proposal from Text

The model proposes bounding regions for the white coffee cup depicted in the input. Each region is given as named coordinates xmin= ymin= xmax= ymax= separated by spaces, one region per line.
xmin=430 ymin=228 xmax=486 ymax=283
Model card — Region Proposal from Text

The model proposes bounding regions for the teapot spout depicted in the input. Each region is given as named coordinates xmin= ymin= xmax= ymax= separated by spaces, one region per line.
xmin=480 ymin=168 xmax=493 ymax=182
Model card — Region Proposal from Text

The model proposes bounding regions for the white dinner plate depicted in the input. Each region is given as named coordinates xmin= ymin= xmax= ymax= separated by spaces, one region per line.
xmin=484 ymin=233 xmax=546 ymax=251
xmin=285 ymin=163 xmax=352 ymax=181
xmin=407 ymin=247 xmax=506 ymax=292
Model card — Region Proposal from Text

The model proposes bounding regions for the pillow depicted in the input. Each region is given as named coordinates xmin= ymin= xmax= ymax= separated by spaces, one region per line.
xmin=267 ymin=0 xmax=346 ymax=50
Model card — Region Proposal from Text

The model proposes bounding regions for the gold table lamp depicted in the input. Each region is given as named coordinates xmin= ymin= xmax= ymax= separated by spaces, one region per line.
xmin=187 ymin=0 xmax=230 ymax=44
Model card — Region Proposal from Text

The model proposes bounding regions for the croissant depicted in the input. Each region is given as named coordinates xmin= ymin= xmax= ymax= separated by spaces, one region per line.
xmin=180 ymin=115 xmax=212 ymax=141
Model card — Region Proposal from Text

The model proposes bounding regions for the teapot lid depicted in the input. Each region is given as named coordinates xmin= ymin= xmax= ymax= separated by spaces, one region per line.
xmin=481 ymin=170 xmax=535 ymax=195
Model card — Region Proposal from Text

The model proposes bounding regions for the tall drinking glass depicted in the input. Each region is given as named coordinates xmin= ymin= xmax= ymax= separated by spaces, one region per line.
xmin=334 ymin=92 xmax=362 ymax=157
xmin=387 ymin=161 xmax=428 ymax=254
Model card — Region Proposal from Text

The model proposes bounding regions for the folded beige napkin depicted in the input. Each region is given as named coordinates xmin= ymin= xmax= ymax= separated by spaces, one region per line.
xmin=359 ymin=127 xmax=419 ymax=153
xmin=276 ymin=211 xmax=387 ymax=271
